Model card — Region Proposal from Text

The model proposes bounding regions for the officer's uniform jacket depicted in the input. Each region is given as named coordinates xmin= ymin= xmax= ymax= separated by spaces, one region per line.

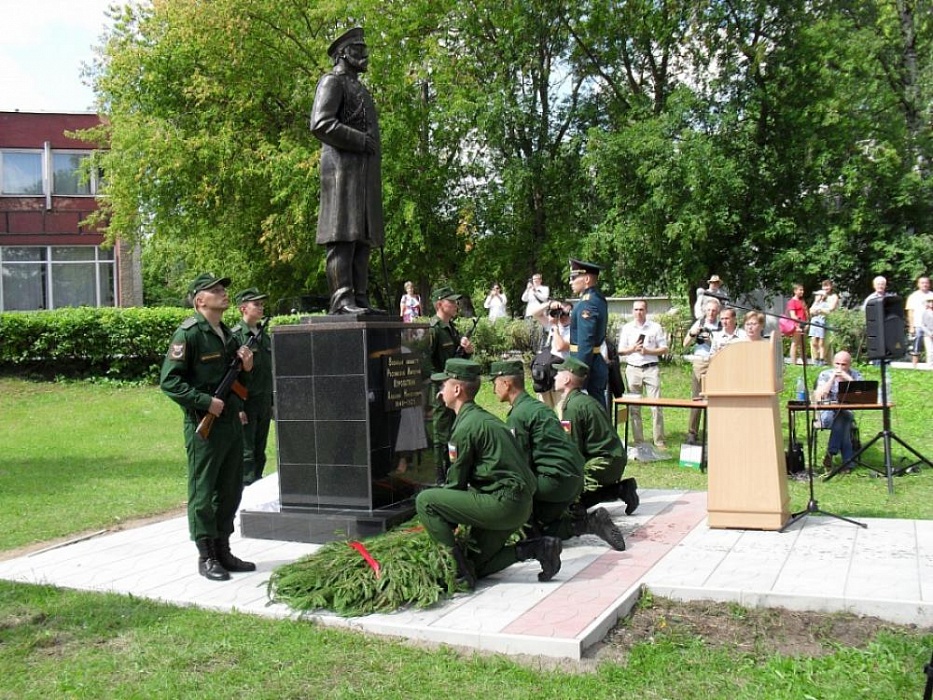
xmin=569 ymin=284 xmax=608 ymax=371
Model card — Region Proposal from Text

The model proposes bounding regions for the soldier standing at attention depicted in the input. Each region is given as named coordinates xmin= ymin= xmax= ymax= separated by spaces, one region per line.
xmin=428 ymin=286 xmax=474 ymax=483
xmin=232 ymin=288 xmax=273 ymax=486
xmin=491 ymin=360 xmax=627 ymax=550
xmin=568 ymin=259 xmax=609 ymax=409
xmin=416 ymin=359 xmax=562 ymax=587
xmin=160 ymin=273 xmax=255 ymax=582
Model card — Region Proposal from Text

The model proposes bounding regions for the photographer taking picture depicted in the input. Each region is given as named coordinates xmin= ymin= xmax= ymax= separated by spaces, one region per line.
xmin=682 ymin=297 xmax=722 ymax=445
xmin=535 ymin=300 xmax=573 ymax=408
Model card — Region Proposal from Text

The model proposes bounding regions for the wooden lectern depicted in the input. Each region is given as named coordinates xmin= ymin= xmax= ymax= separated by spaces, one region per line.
xmin=704 ymin=335 xmax=789 ymax=530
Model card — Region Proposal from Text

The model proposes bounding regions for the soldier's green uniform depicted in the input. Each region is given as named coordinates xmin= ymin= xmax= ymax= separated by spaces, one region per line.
xmin=428 ymin=286 xmax=470 ymax=478
xmin=416 ymin=360 xmax=547 ymax=580
xmin=160 ymin=280 xmax=246 ymax=545
xmin=499 ymin=373 xmax=584 ymax=540
xmin=232 ymin=288 xmax=273 ymax=485
xmin=556 ymin=356 xmax=634 ymax=511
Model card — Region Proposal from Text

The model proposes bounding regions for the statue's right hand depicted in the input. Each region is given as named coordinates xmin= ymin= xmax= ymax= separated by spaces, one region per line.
xmin=364 ymin=133 xmax=377 ymax=154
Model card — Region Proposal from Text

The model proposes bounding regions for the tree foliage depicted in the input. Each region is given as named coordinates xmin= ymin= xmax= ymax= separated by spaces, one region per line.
xmin=85 ymin=0 xmax=932 ymax=309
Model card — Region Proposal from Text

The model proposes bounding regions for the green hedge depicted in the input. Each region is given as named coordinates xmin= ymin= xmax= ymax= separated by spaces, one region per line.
xmin=0 ymin=307 xmax=697 ymax=383
xmin=0 ymin=307 xmax=300 ymax=382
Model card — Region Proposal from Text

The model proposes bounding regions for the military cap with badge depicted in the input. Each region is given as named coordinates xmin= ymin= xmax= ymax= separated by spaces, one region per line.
xmin=188 ymin=272 xmax=231 ymax=297
xmin=430 ymin=358 xmax=482 ymax=382
xmin=430 ymin=286 xmax=463 ymax=304
xmin=234 ymin=288 xmax=268 ymax=305
xmin=553 ymin=355 xmax=590 ymax=378
xmin=569 ymin=259 xmax=602 ymax=279
xmin=489 ymin=359 xmax=524 ymax=378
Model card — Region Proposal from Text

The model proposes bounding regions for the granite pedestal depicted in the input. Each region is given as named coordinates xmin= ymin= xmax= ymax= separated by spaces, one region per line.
xmin=240 ymin=317 xmax=432 ymax=543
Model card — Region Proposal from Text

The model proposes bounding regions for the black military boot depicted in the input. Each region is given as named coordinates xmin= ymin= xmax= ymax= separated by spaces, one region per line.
xmin=195 ymin=537 xmax=230 ymax=581
xmin=572 ymin=507 xmax=627 ymax=551
xmin=619 ymin=477 xmax=640 ymax=515
xmin=215 ymin=536 xmax=256 ymax=572
xmin=516 ymin=536 xmax=563 ymax=582
xmin=450 ymin=543 xmax=477 ymax=589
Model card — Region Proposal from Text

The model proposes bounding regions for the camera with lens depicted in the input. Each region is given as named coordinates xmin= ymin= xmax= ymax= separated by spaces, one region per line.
xmin=548 ymin=307 xmax=562 ymax=318
xmin=695 ymin=328 xmax=711 ymax=344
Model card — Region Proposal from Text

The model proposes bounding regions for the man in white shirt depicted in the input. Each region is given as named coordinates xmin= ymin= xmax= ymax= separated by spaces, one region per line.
xmin=906 ymin=276 xmax=933 ymax=367
xmin=682 ymin=298 xmax=722 ymax=444
xmin=694 ymin=274 xmax=727 ymax=319
xmin=618 ymin=299 xmax=668 ymax=448
xmin=522 ymin=273 xmax=550 ymax=318
xmin=861 ymin=275 xmax=888 ymax=309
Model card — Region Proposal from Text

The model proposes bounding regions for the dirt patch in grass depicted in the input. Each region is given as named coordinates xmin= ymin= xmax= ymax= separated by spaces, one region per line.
xmin=590 ymin=593 xmax=926 ymax=663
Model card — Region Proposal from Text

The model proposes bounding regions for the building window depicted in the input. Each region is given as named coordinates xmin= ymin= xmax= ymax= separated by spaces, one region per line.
xmin=53 ymin=152 xmax=97 ymax=195
xmin=0 ymin=245 xmax=116 ymax=311
xmin=1 ymin=148 xmax=100 ymax=197
xmin=0 ymin=150 xmax=43 ymax=195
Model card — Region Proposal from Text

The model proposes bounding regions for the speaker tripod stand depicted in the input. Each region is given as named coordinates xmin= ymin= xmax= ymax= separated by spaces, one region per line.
xmin=824 ymin=359 xmax=933 ymax=494
xmin=781 ymin=355 xmax=866 ymax=532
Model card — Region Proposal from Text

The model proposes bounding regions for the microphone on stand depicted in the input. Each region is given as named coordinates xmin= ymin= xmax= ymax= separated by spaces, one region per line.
xmin=703 ymin=290 xmax=731 ymax=303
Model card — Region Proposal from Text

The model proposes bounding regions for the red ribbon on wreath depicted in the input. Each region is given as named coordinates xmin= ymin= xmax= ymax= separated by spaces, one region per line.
xmin=348 ymin=541 xmax=381 ymax=579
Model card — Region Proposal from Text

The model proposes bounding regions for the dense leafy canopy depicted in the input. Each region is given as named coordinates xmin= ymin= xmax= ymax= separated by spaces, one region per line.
xmin=85 ymin=0 xmax=932 ymax=310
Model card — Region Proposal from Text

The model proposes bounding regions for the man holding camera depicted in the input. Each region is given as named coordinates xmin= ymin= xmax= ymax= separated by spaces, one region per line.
xmin=682 ymin=297 xmax=722 ymax=445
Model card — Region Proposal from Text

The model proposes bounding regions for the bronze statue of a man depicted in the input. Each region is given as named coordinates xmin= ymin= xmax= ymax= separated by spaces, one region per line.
xmin=311 ymin=27 xmax=384 ymax=315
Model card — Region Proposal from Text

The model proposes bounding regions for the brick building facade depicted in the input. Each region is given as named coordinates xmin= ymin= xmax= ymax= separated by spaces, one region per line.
xmin=0 ymin=111 xmax=142 ymax=310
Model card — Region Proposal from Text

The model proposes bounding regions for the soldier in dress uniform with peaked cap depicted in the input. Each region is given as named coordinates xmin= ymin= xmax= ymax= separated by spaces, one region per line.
xmin=311 ymin=27 xmax=384 ymax=315
xmin=568 ymin=259 xmax=609 ymax=408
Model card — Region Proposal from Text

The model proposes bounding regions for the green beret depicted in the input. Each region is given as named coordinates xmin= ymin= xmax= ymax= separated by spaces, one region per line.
xmin=489 ymin=359 xmax=523 ymax=377
xmin=430 ymin=358 xmax=482 ymax=382
xmin=234 ymin=287 xmax=268 ymax=305
xmin=553 ymin=355 xmax=589 ymax=377
xmin=430 ymin=286 xmax=462 ymax=304
xmin=188 ymin=272 xmax=231 ymax=296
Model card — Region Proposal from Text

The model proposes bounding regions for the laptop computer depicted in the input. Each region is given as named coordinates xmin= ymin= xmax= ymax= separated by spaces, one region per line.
xmin=837 ymin=380 xmax=878 ymax=404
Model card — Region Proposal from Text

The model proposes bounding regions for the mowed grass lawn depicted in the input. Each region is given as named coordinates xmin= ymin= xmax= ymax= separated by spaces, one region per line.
xmin=0 ymin=368 xmax=931 ymax=699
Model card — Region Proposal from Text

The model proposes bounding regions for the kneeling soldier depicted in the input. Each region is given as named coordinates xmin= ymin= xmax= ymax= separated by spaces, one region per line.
xmin=416 ymin=359 xmax=561 ymax=586
xmin=554 ymin=356 xmax=640 ymax=516
xmin=491 ymin=359 xmax=627 ymax=550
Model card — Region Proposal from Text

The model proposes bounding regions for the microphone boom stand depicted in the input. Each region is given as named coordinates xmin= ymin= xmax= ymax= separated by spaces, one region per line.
xmin=702 ymin=292 xmax=866 ymax=530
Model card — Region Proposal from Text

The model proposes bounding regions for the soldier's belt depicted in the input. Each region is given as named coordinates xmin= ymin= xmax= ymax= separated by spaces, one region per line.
xmin=569 ymin=345 xmax=601 ymax=354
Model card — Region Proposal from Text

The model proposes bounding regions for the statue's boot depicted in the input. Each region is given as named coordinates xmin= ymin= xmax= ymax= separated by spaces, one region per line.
xmin=351 ymin=243 xmax=385 ymax=313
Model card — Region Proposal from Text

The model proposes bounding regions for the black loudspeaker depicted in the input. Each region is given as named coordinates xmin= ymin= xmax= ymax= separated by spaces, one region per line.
xmin=865 ymin=295 xmax=905 ymax=360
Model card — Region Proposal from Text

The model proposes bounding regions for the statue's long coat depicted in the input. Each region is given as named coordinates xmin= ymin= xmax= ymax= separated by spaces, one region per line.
xmin=310 ymin=67 xmax=384 ymax=246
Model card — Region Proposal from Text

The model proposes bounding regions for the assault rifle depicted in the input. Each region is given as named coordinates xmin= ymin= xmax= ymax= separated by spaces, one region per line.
xmin=195 ymin=317 xmax=269 ymax=440
xmin=454 ymin=317 xmax=479 ymax=358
